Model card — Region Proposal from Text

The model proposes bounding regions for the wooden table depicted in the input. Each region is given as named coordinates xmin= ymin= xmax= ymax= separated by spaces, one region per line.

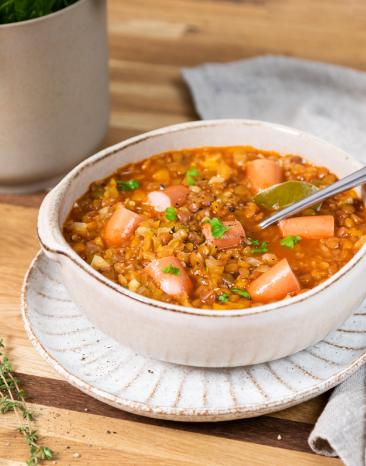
xmin=2 ymin=0 xmax=366 ymax=463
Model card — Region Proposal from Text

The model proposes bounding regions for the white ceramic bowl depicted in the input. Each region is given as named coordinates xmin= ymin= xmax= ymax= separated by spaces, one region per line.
xmin=38 ymin=119 xmax=366 ymax=367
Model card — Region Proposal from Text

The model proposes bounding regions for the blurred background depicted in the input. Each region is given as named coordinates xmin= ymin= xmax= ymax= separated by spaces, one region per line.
xmin=1 ymin=0 xmax=365 ymax=194
xmin=104 ymin=0 xmax=366 ymax=145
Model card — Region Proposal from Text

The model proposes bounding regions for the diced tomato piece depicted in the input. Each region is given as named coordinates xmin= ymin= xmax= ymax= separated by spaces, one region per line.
xmin=248 ymin=258 xmax=300 ymax=303
xmin=103 ymin=204 xmax=143 ymax=248
xmin=145 ymin=256 xmax=193 ymax=297
xmin=279 ymin=215 xmax=334 ymax=239
xmin=202 ymin=220 xmax=246 ymax=249
xmin=247 ymin=159 xmax=283 ymax=192
xmin=148 ymin=185 xmax=189 ymax=212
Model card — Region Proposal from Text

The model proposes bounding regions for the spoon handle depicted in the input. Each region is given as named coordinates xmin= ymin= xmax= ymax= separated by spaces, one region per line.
xmin=258 ymin=165 xmax=366 ymax=230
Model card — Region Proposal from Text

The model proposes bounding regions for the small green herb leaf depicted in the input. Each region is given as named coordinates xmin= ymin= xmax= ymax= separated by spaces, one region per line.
xmin=186 ymin=167 xmax=199 ymax=186
xmin=251 ymin=241 xmax=269 ymax=254
xmin=231 ymin=288 xmax=251 ymax=299
xmin=280 ymin=235 xmax=302 ymax=249
xmin=248 ymin=237 xmax=260 ymax=246
xmin=117 ymin=179 xmax=140 ymax=191
xmin=165 ymin=207 xmax=177 ymax=221
xmin=218 ymin=293 xmax=229 ymax=303
xmin=205 ymin=218 xmax=229 ymax=239
xmin=40 ymin=446 xmax=54 ymax=460
xmin=162 ymin=264 xmax=180 ymax=275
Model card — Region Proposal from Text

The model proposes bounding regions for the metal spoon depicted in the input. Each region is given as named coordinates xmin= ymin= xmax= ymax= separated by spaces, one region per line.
xmin=258 ymin=166 xmax=366 ymax=230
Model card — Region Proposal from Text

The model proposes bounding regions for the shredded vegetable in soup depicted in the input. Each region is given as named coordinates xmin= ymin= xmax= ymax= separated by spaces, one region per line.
xmin=63 ymin=146 xmax=366 ymax=309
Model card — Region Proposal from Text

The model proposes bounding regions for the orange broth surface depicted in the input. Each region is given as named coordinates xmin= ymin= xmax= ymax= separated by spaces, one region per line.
xmin=63 ymin=146 xmax=366 ymax=309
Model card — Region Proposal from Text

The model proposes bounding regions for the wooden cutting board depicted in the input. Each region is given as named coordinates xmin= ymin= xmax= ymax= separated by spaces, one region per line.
xmin=3 ymin=0 xmax=365 ymax=463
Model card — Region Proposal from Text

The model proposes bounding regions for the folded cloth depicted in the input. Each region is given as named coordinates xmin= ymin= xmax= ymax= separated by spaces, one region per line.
xmin=182 ymin=55 xmax=366 ymax=466
xmin=309 ymin=366 xmax=366 ymax=466
xmin=182 ymin=55 xmax=366 ymax=164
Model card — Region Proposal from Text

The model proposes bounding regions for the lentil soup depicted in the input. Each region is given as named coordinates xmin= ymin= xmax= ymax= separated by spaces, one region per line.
xmin=63 ymin=146 xmax=366 ymax=309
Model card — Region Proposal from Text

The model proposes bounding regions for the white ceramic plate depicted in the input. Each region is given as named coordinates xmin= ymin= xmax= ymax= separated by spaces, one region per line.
xmin=22 ymin=252 xmax=366 ymax=422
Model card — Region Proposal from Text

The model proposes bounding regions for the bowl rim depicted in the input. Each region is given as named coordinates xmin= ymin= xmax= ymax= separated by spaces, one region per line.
xmin=38 ymin=118 xmax=366 ymax=318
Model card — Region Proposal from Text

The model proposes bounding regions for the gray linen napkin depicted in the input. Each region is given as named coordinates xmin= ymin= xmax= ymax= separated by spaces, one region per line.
xmin=309 ymin=366 xmax=366 ymax=465
xmin=182 ymin=55 xmax=366 ymax=164
xmin=182 ymin=55 xmax=366 ymax=466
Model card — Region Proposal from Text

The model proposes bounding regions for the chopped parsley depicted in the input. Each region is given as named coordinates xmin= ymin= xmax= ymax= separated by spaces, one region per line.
xmin=186 ymin=167 xmax=199 ymax=186
xmin=205 ymin=218 xmax=229 ymax=239
xmin=116 ymin=179 xmax=140 ymax=191
xmin=231 ymin=288 xmax=251 ymax=299
xmin=165 ymin=207 xmax=177 ymax=221
xmin=162 ymin=264 xmax=180 ymax=275
xmin=218 ymin=293 xmax=229 ymax=303
xmin=280 ymin=235 xmax=302 ymax=249
xmin=251 ymin=241 xmax=269 ymax=254
xmin=248 ymin=237 xmax=260 ymax=246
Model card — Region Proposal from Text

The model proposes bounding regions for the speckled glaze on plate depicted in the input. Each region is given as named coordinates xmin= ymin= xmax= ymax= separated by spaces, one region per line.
xmin=21 ymin=252 xmax=366 ymax=422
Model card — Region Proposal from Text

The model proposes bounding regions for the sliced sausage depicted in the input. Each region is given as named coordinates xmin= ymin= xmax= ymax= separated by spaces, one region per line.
xmin=202 ymin=220 xmax=246 ymax=250
xmin=247 ymin=159 xmax=283 ymax=192
xmin=145 ymin=256 xmax=193 ymax=297
xmin=279 ymin=215 xmax=335 ymax=239
xmin=103 ymin=204 xmax=143 ymax=248
xmin=248 ymin=258 xmax=300 ymax=303
xmin=148 ymin=185 xmax=189 ymax=212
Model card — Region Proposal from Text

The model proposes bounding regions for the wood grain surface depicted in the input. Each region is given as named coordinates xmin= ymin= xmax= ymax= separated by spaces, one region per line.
xmin=2 ymin=0 xmax=365 ymax=463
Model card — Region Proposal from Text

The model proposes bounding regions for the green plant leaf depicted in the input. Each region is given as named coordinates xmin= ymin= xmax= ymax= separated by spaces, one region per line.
xmin=162 ymin=264 xmax=180 ymax=275
xmin=165 ymin=207 xmax=177 ymax=221
xmin=231 ymin=288 xmax=251 ymax=299
xmin=185 ymin=167 xmax=199 ymax=186
xmin=280 ymin=235 xmax=302 ymax=249
xmin=218 ymin=293 xmax=229 ymax=303
xmin=0 ymin=0 xmax=78 ymax=24
xmin=205 ymin=218 xmax=229 ymax=239
xmin=254 ymin=181 xmax=319 ymax=211
xmin=251 ymin=241 xmax=268 ymax=254
xmin=116 ymin=179 xmax=140 ymax=191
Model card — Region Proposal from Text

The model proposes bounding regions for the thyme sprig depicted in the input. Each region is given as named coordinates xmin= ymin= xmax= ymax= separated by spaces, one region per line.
xmin=0 ymin=339 xmax=53 ymax=465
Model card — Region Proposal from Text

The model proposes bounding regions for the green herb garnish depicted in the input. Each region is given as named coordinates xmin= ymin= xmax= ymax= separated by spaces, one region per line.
xmin=186 ymin=167 xmax=199 ymax=186
xmin=231 ymin=288 xmax=251 ymax=299
xmin=280 ymin=235 xmax=302 ymax=249
xmin=248 ymin=237 xmax=260 ymax=246
xmin=0 ymin=339 xmax=54 ymax=465
xmin=165 ymin=207 xmax=177 ymax=221
xmin=162 ymin=264 xmax=180 ymax=275
xmin=205 ymin=218 xmax=229 ymax=239
xmin=117 ymin=179 xmax=140 ymax=191
xmin=251 ymin=241 xmax=269 ymax=254
xmin=0 ymin=0 xmax=78 ymax=24
xmin=218 ymin=293 xmax=229 ymax=303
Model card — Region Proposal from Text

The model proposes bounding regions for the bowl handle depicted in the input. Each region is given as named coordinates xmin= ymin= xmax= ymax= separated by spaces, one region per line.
xmin=37 ymin=187 xmax=69 ymax=262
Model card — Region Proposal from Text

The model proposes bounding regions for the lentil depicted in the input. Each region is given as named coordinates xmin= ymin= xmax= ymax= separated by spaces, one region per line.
xmin=63 ymin=146 xmax=366 ymax=309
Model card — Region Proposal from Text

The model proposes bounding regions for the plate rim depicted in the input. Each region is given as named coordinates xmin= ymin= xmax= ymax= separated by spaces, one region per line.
xmin=21 ymin=251 xmax=366 ymax=422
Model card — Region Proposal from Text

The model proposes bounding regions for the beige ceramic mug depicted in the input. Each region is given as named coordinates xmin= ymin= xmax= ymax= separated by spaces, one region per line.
xmin=0 ymin=0 xmax=109 ymax=193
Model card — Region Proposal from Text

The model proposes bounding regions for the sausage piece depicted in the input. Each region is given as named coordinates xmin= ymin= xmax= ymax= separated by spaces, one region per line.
xmin=202 ymin=220 xmax=246 ymax=249
xmin=248 ymin=258 xmax=300 ymax=303
xmin=103 ymin=204 xmax=143 ymax=247
xmin=279 ymin=215 xmax=335 ymax=239
xmin=247 ymin=159 xmax=282 ymax=192
xmin=148 ymin=185 xmax=189 ymax=212
xmin=145 ymin=256 xmax=193 ymax=297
